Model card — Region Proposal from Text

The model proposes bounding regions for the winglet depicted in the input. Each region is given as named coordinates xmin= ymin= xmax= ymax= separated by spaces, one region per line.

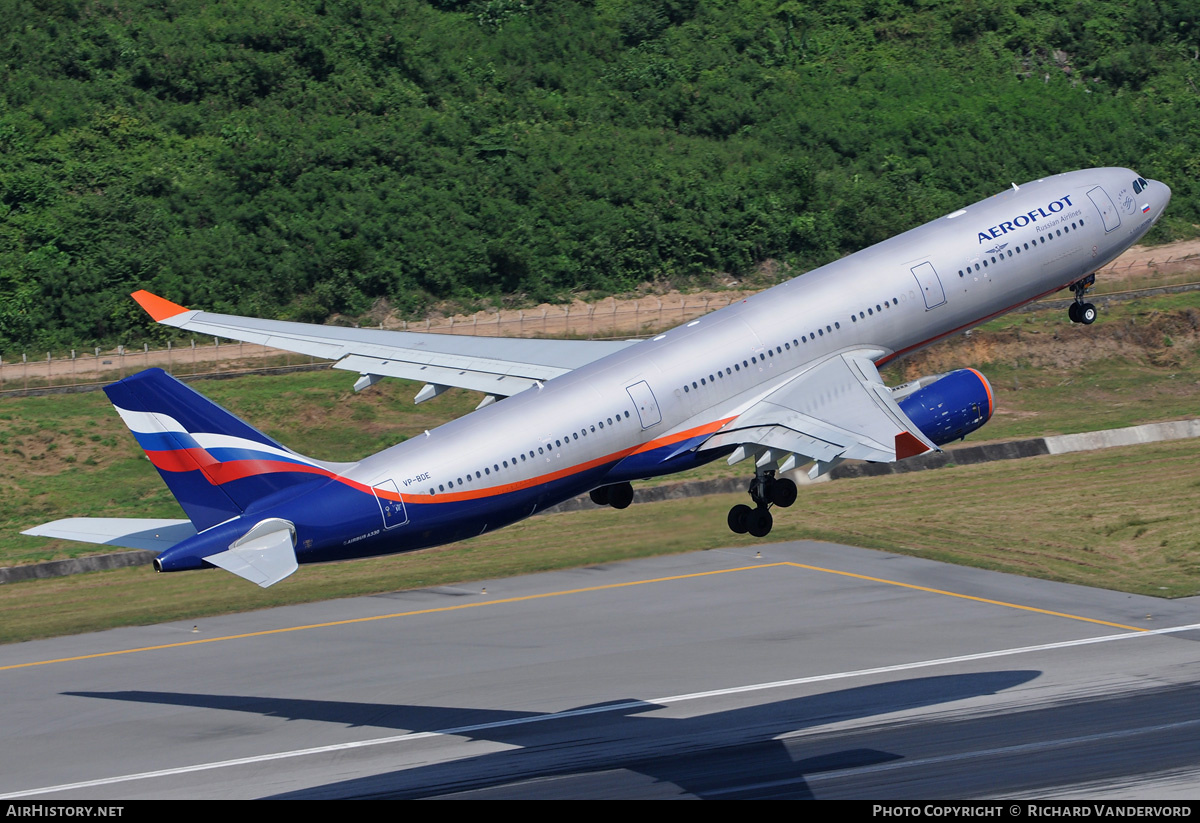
xmin=895 ymin=431 xmax=931 ymax=460
xmin=132 ymin=290 xmax=189 ymax=322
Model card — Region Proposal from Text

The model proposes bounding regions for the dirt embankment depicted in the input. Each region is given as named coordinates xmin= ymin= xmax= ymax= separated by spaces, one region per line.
xmin=376 ymin=238 xmax=1200 ymax=337
xmin=4 ymin=238 xmax=1199 ymax=389
xmin=898 ymin=304 xmax=1200 ymax=379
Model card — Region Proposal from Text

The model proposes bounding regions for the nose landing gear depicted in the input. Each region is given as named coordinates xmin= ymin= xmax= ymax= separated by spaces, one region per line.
xmin=727 ymin=469 xmax=797 ymax=538
xmin=1068 ymin=274 xmax=1097 ymax=325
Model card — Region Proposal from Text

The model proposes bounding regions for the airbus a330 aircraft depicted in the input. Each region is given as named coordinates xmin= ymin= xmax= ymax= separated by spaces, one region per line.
xmin=27 ymin=168 xmax=1170 ymax=587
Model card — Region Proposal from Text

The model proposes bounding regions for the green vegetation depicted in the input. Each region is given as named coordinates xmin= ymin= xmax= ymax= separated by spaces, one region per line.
xmin=5 ymin=292 xmax=1199 ymax=567
xmin=4 ymin=436 xmax=1200 ymax=643
xmin=888 ymin=291 xmax=1200 ymax=438
xmin=3 ymin=0 xmax=1199 ymax=351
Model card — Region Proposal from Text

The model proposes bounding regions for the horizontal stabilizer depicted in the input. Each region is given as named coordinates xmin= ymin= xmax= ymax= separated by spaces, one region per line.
xmin=204 ymin=520 xmax=298 ymax=588
xmin=22 ymin=518 xmax=196 ymax=552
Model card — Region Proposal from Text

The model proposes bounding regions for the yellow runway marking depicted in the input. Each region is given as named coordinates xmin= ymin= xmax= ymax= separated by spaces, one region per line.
xmin=780 ymin=562 xmax=1147 ymax=633
xmin=0 ymin=558 xmax=1146 ymax=671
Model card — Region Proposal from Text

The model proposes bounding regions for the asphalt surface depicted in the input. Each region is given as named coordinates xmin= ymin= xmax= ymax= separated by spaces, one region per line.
xmin=2 ymin=540 xmax=1198 ymax=800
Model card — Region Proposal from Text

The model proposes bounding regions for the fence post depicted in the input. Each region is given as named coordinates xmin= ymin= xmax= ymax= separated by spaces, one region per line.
xmin=118 ymin=345 xmax=124 ymax=379
xmin=71 ymin=349 xmax=76 ymax=383
xmin=167 ymin=341 xmax=172 ymax=374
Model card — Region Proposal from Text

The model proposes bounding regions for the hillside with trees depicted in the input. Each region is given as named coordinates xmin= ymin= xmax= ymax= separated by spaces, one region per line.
xmin=1 ymin=0 xmax=1197 ymax=349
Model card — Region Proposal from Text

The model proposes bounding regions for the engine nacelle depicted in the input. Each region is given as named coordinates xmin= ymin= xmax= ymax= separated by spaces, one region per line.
xmin=895 ymin=368 xmax=993 ymax=447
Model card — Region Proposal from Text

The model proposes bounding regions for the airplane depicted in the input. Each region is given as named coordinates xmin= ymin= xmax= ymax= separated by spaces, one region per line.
xmin=25 ymin=168 xmax=1170 ymax=588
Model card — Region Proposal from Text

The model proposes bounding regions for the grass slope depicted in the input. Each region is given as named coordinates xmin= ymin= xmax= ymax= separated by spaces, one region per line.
xmin=0 ymin=296 xmax=1198 ymax=641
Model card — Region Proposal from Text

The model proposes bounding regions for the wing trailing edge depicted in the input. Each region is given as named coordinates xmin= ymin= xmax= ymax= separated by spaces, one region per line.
xmin=130 ymin=290 xmax=637 ymax=401
xmin=699 ymin=350 xmax=939 ymax=475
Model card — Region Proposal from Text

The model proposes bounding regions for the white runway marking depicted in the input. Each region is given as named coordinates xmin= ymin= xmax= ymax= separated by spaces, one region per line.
xmin=6 ymin=621 xmax=1198 ymax=799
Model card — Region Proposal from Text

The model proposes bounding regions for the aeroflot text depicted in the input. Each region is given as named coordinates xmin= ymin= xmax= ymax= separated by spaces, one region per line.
xmin=977 ymin=195 xmax=1074 ymax=244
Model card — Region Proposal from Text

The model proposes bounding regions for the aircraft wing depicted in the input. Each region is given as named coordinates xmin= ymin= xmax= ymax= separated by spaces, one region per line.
xmin=132 ymin=291 xmax=637 ymax=402
xmin=700 ymin=350 xmax=939 ymax=477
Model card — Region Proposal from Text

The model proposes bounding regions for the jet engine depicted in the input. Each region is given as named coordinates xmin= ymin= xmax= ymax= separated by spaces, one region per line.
xmin=894 ymin=369 xmax=993 ymax=447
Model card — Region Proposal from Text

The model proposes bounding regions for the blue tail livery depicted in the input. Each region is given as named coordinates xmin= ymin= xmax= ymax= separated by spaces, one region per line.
xmin=104 ymin=369 xmax=344 ymax=531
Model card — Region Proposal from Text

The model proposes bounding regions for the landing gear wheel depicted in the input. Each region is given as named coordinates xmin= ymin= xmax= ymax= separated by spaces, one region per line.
xmin=728 ymin=504 xmax=752 ymax=534
xmin=746 ymin=507 xmax=773 ymax=538
xmin=589 ymin=487 xmax=610 ymax=506
xmin=607 ymin=481 xmax=634 ymax=510
xmin=1069 ymin=275 xmax=1096 ymax=325
xmin=770 ymin=478 xmax=797 ymax=508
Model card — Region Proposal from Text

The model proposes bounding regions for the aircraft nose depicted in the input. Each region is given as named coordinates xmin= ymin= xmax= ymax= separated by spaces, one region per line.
xmin=1154 ymin=179 xmax=1172 ymax=215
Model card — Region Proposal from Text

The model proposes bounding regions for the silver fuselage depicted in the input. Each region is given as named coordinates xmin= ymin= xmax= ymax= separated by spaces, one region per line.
xmin=326 ymin=168 xmax=1168 ymax=547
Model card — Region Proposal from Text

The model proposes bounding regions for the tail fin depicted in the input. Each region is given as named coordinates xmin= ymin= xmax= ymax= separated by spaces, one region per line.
xmin=105 ymin=369 xmax=341 ymax=530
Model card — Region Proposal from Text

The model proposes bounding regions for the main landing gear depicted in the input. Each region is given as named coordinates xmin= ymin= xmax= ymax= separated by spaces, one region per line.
xmin=1068 ymin=274 xmax=1097 ymax=325
xmin=727 ymin=469 xmax=797 ymax=538
xmin=590 ymin=481 xmax=634 ymax=509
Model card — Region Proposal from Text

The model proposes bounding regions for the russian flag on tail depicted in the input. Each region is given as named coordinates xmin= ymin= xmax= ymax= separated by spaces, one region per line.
xmin=105 ymin=369 xmax=340 ymax=530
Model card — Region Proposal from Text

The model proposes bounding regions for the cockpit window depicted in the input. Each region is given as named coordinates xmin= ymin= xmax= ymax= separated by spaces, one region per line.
xmin=1133 ymin=179 xmax=1143 ymax=194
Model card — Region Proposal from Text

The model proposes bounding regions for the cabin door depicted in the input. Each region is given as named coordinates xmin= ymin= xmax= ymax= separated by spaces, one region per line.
xmin=373 ymin=480 xmax=409 ymax=529
xmin=626 ymin=380 xmax=662 ymax=429
xmin=911 ymin=262 xmax=947 ymax=310
xmin=1087 ymin=186 xmax=1121 ymax=232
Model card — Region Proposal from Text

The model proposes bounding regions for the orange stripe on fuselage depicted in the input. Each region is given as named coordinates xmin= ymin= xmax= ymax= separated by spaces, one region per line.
xmin=143 ymin=417 xmax=738 ymax=508
xmin=395 ymin=416 xmax=736 ymax=505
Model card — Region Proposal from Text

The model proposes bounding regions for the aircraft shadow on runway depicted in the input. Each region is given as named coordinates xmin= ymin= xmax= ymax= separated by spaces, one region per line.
xmin=66 ymin=670 xmax=1039 ymax=798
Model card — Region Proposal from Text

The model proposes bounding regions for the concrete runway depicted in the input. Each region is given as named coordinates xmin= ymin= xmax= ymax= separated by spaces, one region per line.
xmin=2 ymin=540 xmax=1199 ymax=799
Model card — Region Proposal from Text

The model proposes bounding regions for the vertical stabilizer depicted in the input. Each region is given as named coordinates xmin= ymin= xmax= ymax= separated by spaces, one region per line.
xmin=105 ymin=369 xmax=340 ymax=530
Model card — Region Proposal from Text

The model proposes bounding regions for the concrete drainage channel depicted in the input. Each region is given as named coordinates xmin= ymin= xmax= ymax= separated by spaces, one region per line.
xmin=4 ymin=419 xmax=1198 ymax=584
